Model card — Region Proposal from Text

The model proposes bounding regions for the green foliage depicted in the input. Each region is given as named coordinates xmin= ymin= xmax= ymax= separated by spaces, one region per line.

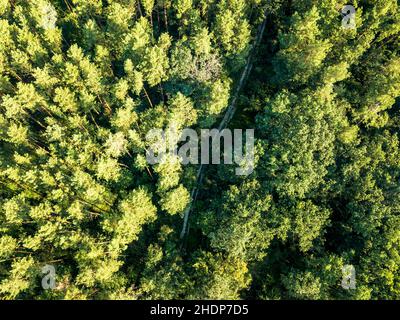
xmin=0 ymin=0 xmax=399 ymax=301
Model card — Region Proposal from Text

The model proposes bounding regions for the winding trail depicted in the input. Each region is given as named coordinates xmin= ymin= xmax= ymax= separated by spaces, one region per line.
xmin=180 ymin=12 xmax=269 ymax=240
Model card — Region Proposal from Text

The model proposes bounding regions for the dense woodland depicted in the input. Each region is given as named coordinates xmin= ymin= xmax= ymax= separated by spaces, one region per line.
xmin=0 ymin=0 xmax=400 ymax=300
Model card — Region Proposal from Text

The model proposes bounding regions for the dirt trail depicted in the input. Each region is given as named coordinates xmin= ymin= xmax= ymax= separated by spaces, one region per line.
xmin=180 ymin=12 xmax=269 ymax=240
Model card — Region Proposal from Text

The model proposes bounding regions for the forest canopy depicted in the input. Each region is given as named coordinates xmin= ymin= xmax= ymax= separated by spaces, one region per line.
xmin=0 ymin=0 xmax=400 ymax=300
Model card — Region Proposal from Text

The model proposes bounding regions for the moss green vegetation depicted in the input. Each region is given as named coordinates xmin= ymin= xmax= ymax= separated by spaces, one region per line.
xmin=0 ymin=0 xmax=399 ymax=300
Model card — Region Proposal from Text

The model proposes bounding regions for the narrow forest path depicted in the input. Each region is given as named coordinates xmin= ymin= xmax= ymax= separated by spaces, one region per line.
xmin=180 ymin=12 xmax=269 ymax=240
